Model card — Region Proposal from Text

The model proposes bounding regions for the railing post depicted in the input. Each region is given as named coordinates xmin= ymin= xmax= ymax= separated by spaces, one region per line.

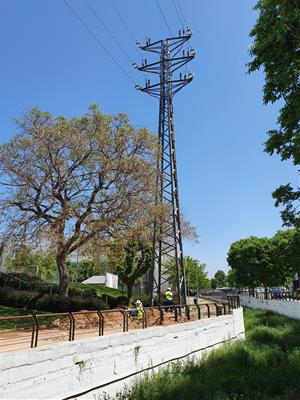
xmin=68 ymin=313 xmax=75 ymax=341
xmin=195 ymin=304 xmax=201 ymax=319
xmin=97 ymin=311 xmax=104 ymax=336
xmin=159 ymin=307 xmax=164 ymax=324
xmin=206 ymin=304 xmax=210 ymax=318
xmin=222 ymin=303 xmax=227 ymax=315
xmin=174 ymin=306 xmax=178 ymax=322
xmin=185 ymin=305 xmax=190 ymax=320
xmin=30 ymin=314 xmax=37 ymax=348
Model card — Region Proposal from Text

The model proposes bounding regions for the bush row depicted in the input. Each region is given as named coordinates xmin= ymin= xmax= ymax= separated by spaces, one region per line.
xmin=0 ymin=286 xmax=108 ymax=312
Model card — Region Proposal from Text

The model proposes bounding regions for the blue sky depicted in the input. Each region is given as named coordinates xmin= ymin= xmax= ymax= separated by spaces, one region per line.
xmin=0 ymin=1 xmax=298 ymax=276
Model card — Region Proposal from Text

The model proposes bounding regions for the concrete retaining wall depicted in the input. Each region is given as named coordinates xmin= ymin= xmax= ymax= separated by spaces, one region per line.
xmin=240 ymin=295 xmax=300 ymax=320
xmin=0 ymin=309 xmax=244 ymax=400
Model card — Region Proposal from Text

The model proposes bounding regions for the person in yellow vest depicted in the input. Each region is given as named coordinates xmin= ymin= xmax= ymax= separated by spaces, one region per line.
xmin=164 ymin=287 xmax=174 ymax=312
xmin=135 ymin=299 xmax=144 ymax=320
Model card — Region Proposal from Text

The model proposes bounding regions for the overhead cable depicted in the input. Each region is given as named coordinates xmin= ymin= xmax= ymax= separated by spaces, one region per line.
xmin=63 ymin=0 xmax=135 ymax=84
xmin=106 ymin=0 xmax=137 ymax=41
xmin=176 ymin=0 xmax=189 ymax=28
xmin=84 ymin=0 xmax=133 ymax=63
xmin=155 ymin=0 xmax=173 ymax=37
xmin=171 ymin=0 xmax=184 ymax=29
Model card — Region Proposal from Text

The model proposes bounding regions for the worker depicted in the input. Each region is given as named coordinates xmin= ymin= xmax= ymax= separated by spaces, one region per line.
xmin=135 ymin=299 xmax=144 ymax=320
xmin=164 ymin=287 xmax=174 ymax=312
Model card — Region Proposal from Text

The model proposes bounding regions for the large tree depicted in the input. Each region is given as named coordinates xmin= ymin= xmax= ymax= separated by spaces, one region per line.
xmin=211 ymin=269 xmax=228 ymax=289
xmin=0 ymin=105 xmax=156 ymax=295
xmin=165 ymin=256 xmax=211 ymax=293
xmin=109 ymin=240 xmax=152 ymax=305
xmin=227 ymin=236 xmax=286 ymax=297
xmin=248 ymin=0 xmax=300 ymax=227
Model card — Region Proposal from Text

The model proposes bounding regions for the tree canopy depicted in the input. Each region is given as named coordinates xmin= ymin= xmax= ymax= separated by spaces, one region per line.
xmin=0 ymin=105 xmax=156 ymax=295
xmin=109 ymin=240 xmax=152 ymax=305
xmin=227 ymin=230 xmax=299 ymax=291
xmin=211 ymin=270 xmax=228 ymax=289
xmin=165 ymin=256 xmax=211 ymax=293
xmin=248 ymin=0 xmax=300 ymax=227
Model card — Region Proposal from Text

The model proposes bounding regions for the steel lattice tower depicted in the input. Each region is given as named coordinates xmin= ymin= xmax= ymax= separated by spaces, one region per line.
xmin=134 ymin=30 xmax=195 ymax=306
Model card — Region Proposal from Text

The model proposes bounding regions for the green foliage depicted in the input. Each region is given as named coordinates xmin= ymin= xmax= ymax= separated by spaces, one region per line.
xmin=211 ymin=270 xmax=228 ymax=289
xmin=227 ymin=230 xmax=300 ymax=289
xmin=248 ymin=0 xmax=300 ymax=227
xmin=35 ymin=294 xmax=108 ymax=312
xmin=227 ymin=235 xmax=289 ymax=289
xmin=6 ymin=246 xmax=56 ymax=280
xmin=165 ymin=256 xmax=211 ymax=292
xmin=110 ymin=240 xmax=152 ymax=304
xmin=120 ymin=309 xmax=300 ymax=400
xmin=0 ymin=286 xmax=40 ymax=308
xmin=67 ymin=259 xmax=96 ymax=283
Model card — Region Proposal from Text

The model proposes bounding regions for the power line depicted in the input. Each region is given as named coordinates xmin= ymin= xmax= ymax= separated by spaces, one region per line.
xmin=106 ymin=0 xmax=136 ymax=42
xmin=176 ymin=0 xmax=189 ymax=28
xmin=84 ymin=0 xmax=133 ymax=63
xmin=63 ymin=0 xmax=135 ymax=84
xmin=171 ymin=0 xmax=184 ymax=29
xmin=155 ymin=0 xmax=173 ymax=37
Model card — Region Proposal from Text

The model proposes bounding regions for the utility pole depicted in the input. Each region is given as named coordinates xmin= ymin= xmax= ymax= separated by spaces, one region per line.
xmin=134 ymin=30 xmax=195 ymax=306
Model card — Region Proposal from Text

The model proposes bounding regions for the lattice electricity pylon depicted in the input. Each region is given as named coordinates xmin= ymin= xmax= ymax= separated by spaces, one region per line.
xmin=133 ymin=30 xmax=196 ymax=306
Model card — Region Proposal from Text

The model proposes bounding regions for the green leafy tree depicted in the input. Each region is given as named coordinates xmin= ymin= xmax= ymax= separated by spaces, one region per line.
xmin=165 ymin=256 xmax=211 ymax=293
xmin=211 ymin=270 xmax=228 ymax=289
xmin=227 ymin=236 xmax=287 ymax=298
xmin=248 ymin=0 xmax=300 ymax=227
xmin=272 ymin=229 xmax=300 ymax=285
xmin=0 ymin=105 xmax=156 ymax=295
xmin=7 ymin=245 xmax=56 ymax=280
xmin=67 ymin=259 xmax=96 ymax=283
xmin=227 ymin=268 xmax=238 ymax=288
xmin=109 ymin=240 xmax=152 ymax=305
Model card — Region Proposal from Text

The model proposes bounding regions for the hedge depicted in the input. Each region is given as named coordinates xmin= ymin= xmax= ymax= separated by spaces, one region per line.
xmin=0 ymin=286 xmax=108 ymax=312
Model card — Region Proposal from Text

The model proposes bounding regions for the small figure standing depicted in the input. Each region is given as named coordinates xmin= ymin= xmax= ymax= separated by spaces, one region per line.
xmin=164 ymin=287 xmax=173 ymax=312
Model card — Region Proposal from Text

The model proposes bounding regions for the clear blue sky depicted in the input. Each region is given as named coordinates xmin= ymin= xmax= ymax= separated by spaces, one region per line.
xmin=0 ymin=1 xmax=297 ymax=277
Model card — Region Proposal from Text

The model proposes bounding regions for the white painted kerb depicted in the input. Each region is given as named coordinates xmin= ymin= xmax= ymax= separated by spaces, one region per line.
xmin=240 ymin=295 xmax=300 ymax=320
xmin=0 ymin=308 xmax=244 ymax=400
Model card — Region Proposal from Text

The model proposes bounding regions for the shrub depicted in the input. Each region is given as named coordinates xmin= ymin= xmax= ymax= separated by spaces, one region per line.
xmin=0 ymin=286 xmax=39 ymax=308
xmin=35 ymin=294 xmax=108 ymax=312
xmin=107 ymin=295 xmax=128 ymax=309
xmin=0 ymin=272 xmax=43 ymax=290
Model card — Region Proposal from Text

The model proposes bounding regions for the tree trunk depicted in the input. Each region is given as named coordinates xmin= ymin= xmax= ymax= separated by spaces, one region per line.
xmin=56 ymin=253 xmax=69 ymax=296
xmin=126 ymin=281 xmax=134 ymax=306
xmin=264 ymin=286 xmax=268 ymax=300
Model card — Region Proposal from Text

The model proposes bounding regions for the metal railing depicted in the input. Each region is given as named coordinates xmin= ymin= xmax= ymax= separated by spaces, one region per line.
xmin=238 ymin=289 xmax=300 ymax=302
xmin=0 ymin=300 xmax=240 ymax=352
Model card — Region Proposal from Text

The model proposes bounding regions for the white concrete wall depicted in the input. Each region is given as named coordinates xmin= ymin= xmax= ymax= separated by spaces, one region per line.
xmin=0 ymin=309 xmax=244 ymax=400
xmin=240 ymin=295 xmax=300 ymax=320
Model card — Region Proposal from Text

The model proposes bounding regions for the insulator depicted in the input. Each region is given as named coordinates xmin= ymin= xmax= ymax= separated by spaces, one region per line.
xmin=183 ymin=50 xmax=185 ymax=57
xmin=186 ymin=29 xmax=192 ymax=36
xmin=136 ymin=41 xmax=142 ymax=48
xmin=190 ymin=48 xmax=196 ymax=56
xmin=145 ymin=58 xmax=147 ymax=65
xmin=180 ymin=72 xmax=182 ymax=79
xmin=148 ymin=79 xmax=150 ymax=86
xmin=132 ymin=63 xmax=138 ymax=69
xmin=179 ymin=30 xmax=181 ymax=37
xmin=135 ymin=84 xmax=142 ymax=90
xmin=188 ymin=73 xmax=194 ymax=80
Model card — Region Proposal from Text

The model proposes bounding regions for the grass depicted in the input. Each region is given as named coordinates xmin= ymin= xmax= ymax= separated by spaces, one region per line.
xmin=70 ymin=283 xmax=125 ymax=298
xmin=117 ymin=308 xmax=300 ymax=400
xmin=0 ymin=305 xmax=55 ymax=330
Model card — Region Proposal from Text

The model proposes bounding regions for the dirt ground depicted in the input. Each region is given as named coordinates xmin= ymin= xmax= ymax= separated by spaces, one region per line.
xmin=0 ymin=298 xmax=222 ymax=354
